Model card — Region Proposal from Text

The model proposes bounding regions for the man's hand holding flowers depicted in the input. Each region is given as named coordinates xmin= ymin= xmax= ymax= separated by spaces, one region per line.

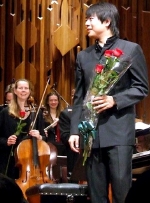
xmin=92 ymin=94 xmax=116 ymax=114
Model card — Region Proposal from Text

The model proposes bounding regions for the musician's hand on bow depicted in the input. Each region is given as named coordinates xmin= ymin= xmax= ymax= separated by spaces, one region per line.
xmin=7 ymin=135 xmax=17 ymax=146
xmin=29 ymin=129 xmax=42 ymax=140
xmin=44 ymin=129 xmax=48 ymax=137
xmin=68 ymin=135 xmax=80 ymax=153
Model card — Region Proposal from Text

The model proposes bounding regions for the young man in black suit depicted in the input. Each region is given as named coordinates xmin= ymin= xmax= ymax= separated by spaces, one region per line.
xmin=68 ymin=2 xmax=149 ymax=203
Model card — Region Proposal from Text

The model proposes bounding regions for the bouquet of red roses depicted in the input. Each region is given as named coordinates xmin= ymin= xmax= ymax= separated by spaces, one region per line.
xmin=78 ymin=48 xmax=131 ymax=165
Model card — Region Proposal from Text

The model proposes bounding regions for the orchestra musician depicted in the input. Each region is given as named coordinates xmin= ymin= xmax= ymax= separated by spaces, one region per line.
xmin=5 ymin=83 xmax=14 ymax=104
xmin=0 ymin=78 xmax=46 ymax=179
xmin=43 ymin=91 xmax=66 ymax=155
xmin=59 ymin=89 xmax=79 ymax=179
xmin=0 ymin=83 xmax=14 ymax=112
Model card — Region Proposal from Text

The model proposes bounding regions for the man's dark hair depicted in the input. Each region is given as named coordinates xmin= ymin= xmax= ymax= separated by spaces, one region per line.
xmin=86 ymin=2 xmax=120 ymax=36
xmin=0 ymin=173 xmax=27 ymax=203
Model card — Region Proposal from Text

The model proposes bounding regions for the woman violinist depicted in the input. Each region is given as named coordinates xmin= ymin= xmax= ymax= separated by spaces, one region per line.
xmin=0 ymin=83 xmax=14 ymax=112
xmin=0 ymin=79 xmax=46 ymax=179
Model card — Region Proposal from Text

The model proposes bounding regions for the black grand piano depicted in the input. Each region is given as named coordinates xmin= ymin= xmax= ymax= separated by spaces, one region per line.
xmin=132 ymin=124 xmax=150 ymax=169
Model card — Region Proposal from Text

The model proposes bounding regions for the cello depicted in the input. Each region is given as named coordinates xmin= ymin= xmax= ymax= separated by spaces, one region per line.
xmin=15 ymin=78 xmax=53 ymax=198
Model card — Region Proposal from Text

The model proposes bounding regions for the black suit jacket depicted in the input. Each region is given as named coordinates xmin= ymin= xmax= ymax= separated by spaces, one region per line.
xmin=59 ymin=107 xmax=79 ymax=173
xmin=70 ymin=37 xmax=149 ymax=148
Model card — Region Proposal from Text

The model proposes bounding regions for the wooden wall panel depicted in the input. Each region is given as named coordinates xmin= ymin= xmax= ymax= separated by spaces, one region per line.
xmin=113 ymin=0 xmax=150 ymax=123
xmin=0 ymin=0 xmax=150 ymax=122
xmin=4 ymin=0 xmax=15 ymax=84
xmin=130 ymin=0 xmax=138 ymax=42
xmin=120 ymin=6 xmax=132 ymax=40
xmin=136 ymin=0 xmax=150 ymax=122
xmin=36 ymin=0 xmax=47 ymax=99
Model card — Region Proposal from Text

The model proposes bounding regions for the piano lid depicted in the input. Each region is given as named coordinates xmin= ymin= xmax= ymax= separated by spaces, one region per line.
xmin=133 ymin=150 xmax=150 ymax=159
xmin=135 ymin=122 xmax=150 ymax=137
xmin=136 ymin=128 xmax=150 ymax=137
xmin=132 ymin=150 xmax=150 ymax=169
xmin=133 ymin=132 xmax=150 ymax=169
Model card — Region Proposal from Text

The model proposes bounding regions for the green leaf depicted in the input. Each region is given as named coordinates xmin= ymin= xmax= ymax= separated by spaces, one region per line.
xmin=14 ymin=120 xmax=27 ymax=136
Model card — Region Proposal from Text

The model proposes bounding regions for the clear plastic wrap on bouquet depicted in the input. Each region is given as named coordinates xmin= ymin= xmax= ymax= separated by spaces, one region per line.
xmin=78 ymin=52 xmax=132 ymax=165
xmin=83 ymin=57 xmax=132 ymax=129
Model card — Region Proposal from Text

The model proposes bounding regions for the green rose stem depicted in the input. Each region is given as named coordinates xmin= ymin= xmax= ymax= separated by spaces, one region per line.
xmin=5 ymin=145 xmax=14 ymax=175
xmin=83 ymin=135 xmax=93 ymax=166
xmin=78 ymin=121 xmax=96 ymax=166
xmin=5 ymin=111 xmax=26 ymax=176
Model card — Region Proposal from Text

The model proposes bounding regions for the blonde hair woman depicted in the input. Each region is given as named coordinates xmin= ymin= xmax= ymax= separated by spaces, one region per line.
xmin=0 ymin=79 xmax=46 ymax=179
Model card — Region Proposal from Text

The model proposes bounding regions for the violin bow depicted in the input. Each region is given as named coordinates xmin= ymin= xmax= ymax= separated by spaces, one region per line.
xmin=30 ymin=76 xmax=51 ymax=129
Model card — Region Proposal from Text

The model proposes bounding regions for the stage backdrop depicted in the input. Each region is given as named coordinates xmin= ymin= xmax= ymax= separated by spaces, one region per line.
xmin=0 ymin=0 xmax=150 ymax=122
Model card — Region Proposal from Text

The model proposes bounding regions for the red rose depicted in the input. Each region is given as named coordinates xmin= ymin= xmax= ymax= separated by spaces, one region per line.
xmin=95 ymin=64 xmax=104 ymax=73
xmin=112 ymin=48 xmax=124 ymax=57
xmin=104 ymin=50 xmax=114 ymax=57
xmin=20 ymin=111 xmax=25 ymax=118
